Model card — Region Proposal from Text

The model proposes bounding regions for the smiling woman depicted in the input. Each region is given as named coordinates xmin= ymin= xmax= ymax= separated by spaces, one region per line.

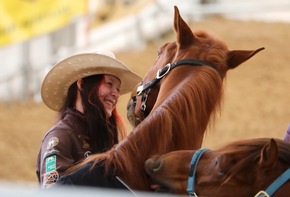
xmin=97 ymin=75 xmax=121 ymax=118
xmin=35 ymin=50 xmax=141 ymax=188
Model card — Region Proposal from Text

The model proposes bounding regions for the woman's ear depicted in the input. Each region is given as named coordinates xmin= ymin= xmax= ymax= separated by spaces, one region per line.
xmin=77 ymin=79 xmax=83 ymax=90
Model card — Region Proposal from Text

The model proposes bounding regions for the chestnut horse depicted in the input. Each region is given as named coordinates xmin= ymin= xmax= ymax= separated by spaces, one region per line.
xmin=145 ymin=138 xmax=290 ymax=197
xmin=55 ymin=6 xmax=264 ymax=192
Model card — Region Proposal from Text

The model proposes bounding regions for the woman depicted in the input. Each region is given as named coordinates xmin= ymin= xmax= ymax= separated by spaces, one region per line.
xmin=36 ymin=50 xmax=141 ymax=189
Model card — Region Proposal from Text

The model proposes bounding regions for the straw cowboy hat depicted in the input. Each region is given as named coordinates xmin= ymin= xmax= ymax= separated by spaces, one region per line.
xmin=41 ymin=50 xmax=142 ymax=111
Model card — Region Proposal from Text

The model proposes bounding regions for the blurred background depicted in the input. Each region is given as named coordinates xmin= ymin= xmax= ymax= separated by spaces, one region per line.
xmin=1 ymin=0 xmax=290 ymax=191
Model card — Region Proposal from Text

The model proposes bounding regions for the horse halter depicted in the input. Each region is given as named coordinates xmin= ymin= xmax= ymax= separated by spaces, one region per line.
xmin=254 ymin=168 xmax=290 ymax=197
xmin=187 ymin=148 xmax=290 ymax=197
xmin=187 ymin=148 xmax=209 ymax=197
xmin=132 ymin=58 xmax=222 ymax=123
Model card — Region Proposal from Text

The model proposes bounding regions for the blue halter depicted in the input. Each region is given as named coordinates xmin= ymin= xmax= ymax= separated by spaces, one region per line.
xmin=187 ymin=148 xmax=290 ymax=197
xmin=255 ymin=168 xmax=290 ymax=197
xmin=187 ymin=148 xmax=209 ymax=196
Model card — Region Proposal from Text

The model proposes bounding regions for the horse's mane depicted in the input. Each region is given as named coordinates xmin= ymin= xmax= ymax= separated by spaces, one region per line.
xmin=217 ymin=138 xmax=290 ymax=183
xmin=159 ymin=67 xmax=224 ymax=146
xmin=67 ymin=65 xmax=223 ymax=189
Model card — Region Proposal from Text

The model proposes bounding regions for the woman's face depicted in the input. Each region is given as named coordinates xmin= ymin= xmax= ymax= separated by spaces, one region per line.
xmin=98 ymin=75 xmax=121 ymax=118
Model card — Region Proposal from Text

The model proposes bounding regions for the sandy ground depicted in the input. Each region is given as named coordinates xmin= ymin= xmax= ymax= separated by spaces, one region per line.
xmin=0 ymin=17 xmax=290 ymax=187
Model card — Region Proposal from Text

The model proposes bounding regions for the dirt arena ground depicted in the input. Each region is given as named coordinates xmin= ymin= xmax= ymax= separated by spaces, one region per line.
xmin=1 ymin=17 xmax=290 ymax=187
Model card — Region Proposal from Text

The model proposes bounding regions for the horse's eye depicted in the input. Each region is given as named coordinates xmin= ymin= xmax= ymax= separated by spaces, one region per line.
xmin=215 ymin=159 xmax=218 ymax=165
xmin=215 ymin=158 xmax=225 ymax=176
xmin=157 ymin=49 xmax=161 ymax=57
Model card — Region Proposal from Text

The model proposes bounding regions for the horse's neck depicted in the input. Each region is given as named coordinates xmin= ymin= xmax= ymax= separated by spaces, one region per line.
xmin=112 ymin=102 xmax=199 ymax=190
xmin=272 ymin=180 xmax=290 ymax=197
xmin=257 ymin=167 xmax=290 ymax=197
xmin=111 ymin=70 xmax=223 ymax=190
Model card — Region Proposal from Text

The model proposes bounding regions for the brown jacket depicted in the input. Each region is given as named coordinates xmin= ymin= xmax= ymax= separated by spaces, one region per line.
xmin=36 ymin=108 xmax=92 ymax=188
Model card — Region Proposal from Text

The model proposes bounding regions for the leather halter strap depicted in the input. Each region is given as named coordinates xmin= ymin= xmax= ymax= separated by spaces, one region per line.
xmin=131 ymin=58 xmax=222 ymax=125
xmin=137 ymin=58 xmax=221 ymax=96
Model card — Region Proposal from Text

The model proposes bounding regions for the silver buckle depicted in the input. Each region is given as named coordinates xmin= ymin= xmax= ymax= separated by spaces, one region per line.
xmin=136 ymin=85 xmax=144 ymax=95
xmin=254 ymin=191 xmax=270 ymax=197
xmin=188 ymin=192 xmax=198 ymax=197
xmin=156 ymin=63 xmax=171 ymax=79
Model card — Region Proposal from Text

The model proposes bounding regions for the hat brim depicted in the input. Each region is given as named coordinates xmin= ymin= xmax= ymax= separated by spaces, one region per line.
xmin=41 ymin=53 xmax=142 ymax=111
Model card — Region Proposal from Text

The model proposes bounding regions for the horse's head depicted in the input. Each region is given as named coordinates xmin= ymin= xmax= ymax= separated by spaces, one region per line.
xmin=127 ymin=6 xmax=264 ymax=127
xmin=145 ymin=138 xmax=290 ymax=196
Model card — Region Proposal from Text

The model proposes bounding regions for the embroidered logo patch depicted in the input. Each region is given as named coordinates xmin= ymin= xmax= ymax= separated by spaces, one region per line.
xmin=47 ymin=137 xmax=59 ymax=150
xmin=45 ymin=155 xmax=56 ymax=173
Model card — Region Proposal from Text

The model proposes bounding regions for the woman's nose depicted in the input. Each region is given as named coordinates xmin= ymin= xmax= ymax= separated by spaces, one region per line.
xmin=111 ymin=88 xmax=120 ymax=98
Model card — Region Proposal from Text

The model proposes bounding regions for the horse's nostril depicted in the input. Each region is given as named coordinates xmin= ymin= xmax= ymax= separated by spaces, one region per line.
xmin=152 ymin=160 xmax=163 ymax=172
xmin=145 ymin=158 xmax=162 ymax=174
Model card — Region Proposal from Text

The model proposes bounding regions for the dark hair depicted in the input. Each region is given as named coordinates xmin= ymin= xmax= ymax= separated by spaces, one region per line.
xmin=60 ymin=75 xmax=126 ymax=153
xmin=59 ymin=83 xmax=78 ymax=116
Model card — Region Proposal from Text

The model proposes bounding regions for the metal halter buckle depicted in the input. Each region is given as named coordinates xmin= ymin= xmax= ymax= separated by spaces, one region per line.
xmin=188 ymin=192 xmax=198 ymax=197
xmin=254 ymin=191 xmax=270 ymax=197
xmin=156 ymin=63 xmax=171 ymax=79
xmin=136 ymin=85 xmax=144 ymax=96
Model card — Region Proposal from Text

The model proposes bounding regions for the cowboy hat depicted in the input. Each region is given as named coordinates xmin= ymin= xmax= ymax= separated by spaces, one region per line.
xmin=41 ymin=50 xmax=142 ymax=111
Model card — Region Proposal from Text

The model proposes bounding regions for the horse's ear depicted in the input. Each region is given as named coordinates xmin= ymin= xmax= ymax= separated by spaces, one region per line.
xmin=227 ymin=47 xmax=265 ymax=69
xmin=259 ymin=139 xmax=278 ymax=169
xmin=174 ymin=6 xmax=194 ymax=48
